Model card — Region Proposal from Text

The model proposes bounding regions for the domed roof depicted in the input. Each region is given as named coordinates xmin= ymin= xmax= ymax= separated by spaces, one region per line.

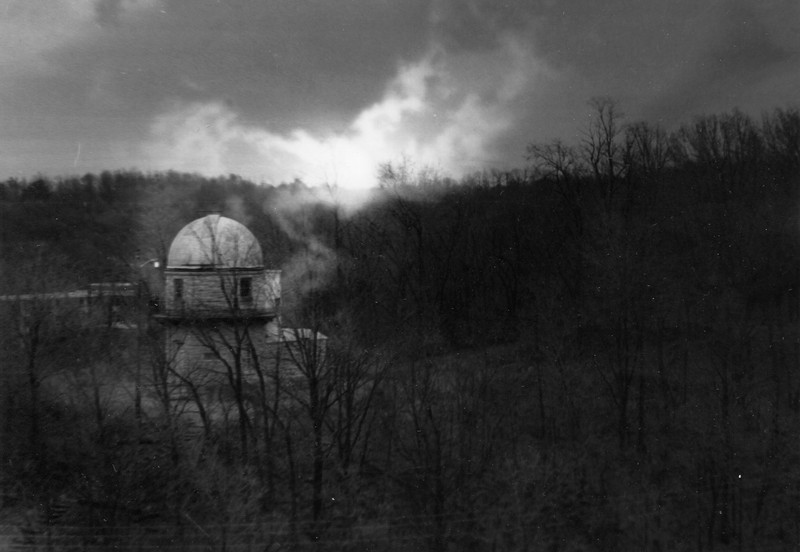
xmin=167 ymin=214 xmax=263 ymax=269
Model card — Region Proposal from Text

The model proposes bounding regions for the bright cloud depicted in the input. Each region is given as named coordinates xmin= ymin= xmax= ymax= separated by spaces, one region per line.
xmin=140 ymin=33 xmax=543 ymax=189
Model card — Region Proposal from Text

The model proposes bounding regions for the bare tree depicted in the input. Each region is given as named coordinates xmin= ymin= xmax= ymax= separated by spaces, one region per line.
xmin=527 ymin=139 xmax=580 ymax=186
xmin=582 ymin=97 xmax=627 ymax=206
xmin=0 ymin=257 xmax=86 ymax=457
xmin=762 ymin=107 xmax=800 ymax=178
xmin=624 ymin=121 xmax=671 ymax=178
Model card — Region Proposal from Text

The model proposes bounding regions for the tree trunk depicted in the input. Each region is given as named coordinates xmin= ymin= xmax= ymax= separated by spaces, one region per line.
xmin=26 ymin=326 xmax=41 ymax=454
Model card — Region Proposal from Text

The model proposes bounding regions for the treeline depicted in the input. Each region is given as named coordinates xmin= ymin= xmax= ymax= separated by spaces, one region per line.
xmin=0 ymin=103 xmax=799 ymax=550
xmin=0 ymin=171 xmax=299 ymax=288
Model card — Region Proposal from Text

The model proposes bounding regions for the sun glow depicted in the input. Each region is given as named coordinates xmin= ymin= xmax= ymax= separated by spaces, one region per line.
xmin=141 ymin=34 xmax=540 ymax=189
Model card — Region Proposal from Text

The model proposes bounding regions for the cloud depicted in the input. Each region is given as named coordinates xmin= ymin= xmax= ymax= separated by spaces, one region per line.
xmin=94 ymin=0 xmax=162 ymax=26
xmin=5 ymin=0 xmax=795 ymax=183
xmin=642 ymin=0 xmax=800 ymax=124
xmin=140 ymin=32 xmax=544 ymax=188
xmin=0 ymin=1 xmax=96 ymax=75
xmin=430 ymin=0 xmax=540 ymax=52
xmin=0 ymin=0 xmax=164 ymax=76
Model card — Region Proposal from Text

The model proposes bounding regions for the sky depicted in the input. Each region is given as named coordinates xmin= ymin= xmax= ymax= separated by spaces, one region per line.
xmin=1 ymin=0 xmax=798 ymax=188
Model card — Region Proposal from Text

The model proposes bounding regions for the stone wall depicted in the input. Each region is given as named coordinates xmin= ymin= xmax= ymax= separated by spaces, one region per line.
xmin=164 ymin=269 xmax=280 ymax=315
xmin=164 ymin=322 xmax=320 ymax=386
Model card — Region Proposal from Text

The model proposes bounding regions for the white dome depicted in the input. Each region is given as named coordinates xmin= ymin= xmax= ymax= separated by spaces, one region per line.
xmin=167 ymin=214 xmax=263 ymax=268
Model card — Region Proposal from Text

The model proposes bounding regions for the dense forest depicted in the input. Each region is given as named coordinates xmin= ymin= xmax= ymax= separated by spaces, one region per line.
xmin=1 ymin=102 xmax=799 ymax=550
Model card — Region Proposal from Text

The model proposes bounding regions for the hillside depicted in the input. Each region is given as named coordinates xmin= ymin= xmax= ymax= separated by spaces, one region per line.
xmin=0 ymin=107 xmax=798 ymax=551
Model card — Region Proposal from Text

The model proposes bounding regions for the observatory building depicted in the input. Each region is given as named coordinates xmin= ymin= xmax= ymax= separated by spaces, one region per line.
xmin=158 ymin=214 xmax=323 ymax=387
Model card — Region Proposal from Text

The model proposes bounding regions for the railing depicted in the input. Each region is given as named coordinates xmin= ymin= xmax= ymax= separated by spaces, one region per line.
xmin=156 ymin=305 xmax=278 ymax=320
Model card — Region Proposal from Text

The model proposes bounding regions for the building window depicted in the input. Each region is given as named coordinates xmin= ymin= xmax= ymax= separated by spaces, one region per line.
xmin=174 ymin=278 xmax=184 ymax=301
xmin=239 ymin=277 xmax=252 ymax=301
